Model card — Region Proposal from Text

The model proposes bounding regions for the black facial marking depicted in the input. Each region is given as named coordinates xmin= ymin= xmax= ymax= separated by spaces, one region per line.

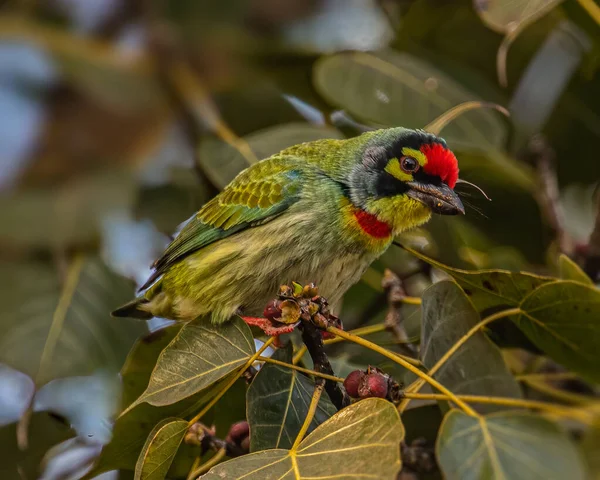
xmin=360 ymin=130 xmax=448 ymax=198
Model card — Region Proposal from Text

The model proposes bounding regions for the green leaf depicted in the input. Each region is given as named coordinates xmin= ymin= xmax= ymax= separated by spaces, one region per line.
xmin=201 ymin=398 xmax=404 ymax=479
xmin=516 ymin=280 xmax=600 ymax=383
xmin=0 ymin=16 xmax=165 ymax=112
xmin=128 ymin=316 xmax=255 ymax=408
xmin=0 ymin=413 xmax=75 ymax=480
xmin=437 ymin=410 xmax=586 ymax=480
xmin=134 ymin=418 xmax=188 ymax=480
xmin=247 ymin=345 xmax=336 ymax=451
xmin=0 ymin=170 xmax=137 ymax=248
xmin=313 ymin=50 xmax=507 ymax=152
xmin=0 ymin=256 xmax=144 ymax=386
xmin=581 ymin=426 xmax=600 ymax=479
xmin=85 ymin=326 xmax=220 ymax=478
xmin=404 ymin=245 xmax=555 ymax=313
xmin=198 ymin=122 xmax=344 ymax=189
xmin=473 ymin=0 xmax=563 ymax=34
xmin=421 ymin=281 xmax=522 ymax=412
xmin=558 ymin=255 xmax=594 ymax=286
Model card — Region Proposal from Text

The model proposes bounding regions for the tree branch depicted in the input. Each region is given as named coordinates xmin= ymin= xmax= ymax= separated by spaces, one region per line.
xmin=301 ymin=322 xmax=350 ymax=410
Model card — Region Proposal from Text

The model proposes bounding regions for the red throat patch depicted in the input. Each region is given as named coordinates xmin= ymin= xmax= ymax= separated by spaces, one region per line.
xmin=420 ymin=143 xmax=459 ymax=189
xmin=353 ymin=209 xmax=392 ymax=239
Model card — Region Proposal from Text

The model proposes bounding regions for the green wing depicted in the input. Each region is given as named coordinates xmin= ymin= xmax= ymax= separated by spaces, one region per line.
xmin=140 ymin=156 xmax=304 ymax=290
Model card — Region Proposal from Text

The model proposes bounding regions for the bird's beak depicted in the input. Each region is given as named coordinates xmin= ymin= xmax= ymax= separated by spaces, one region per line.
xmin=406 ymin=182 xmax=465 ymax=215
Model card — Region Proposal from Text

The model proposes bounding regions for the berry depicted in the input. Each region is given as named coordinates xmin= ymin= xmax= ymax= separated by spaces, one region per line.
xmin=263 ymin=300 xmax=282 ymax=321
xmin=343 ymin=370 xmax=366 ymax=398
xmin=240 ymin=436 xmax=250 ymax=453
xmin=358 ymin=371 xmax=389 ymax=399
xmin=226 ymin=421 xmax=250 ymax=445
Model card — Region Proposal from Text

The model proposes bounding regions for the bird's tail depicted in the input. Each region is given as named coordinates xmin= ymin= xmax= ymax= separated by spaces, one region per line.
xmin=112 ymin=298 xmax=153 ymax=320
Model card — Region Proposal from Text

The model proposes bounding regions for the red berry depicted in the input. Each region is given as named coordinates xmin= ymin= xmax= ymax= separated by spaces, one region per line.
xmin=343 ymin=370 xmax=366 ymax=398
xmin=263 ymin=300 xmax=282 ymax=321
xmin=240 ymin=436 xmax=250 ymax=453
xmin=227 ymin=421 xmax=250 ymax=445
xmin=358 ymin=372 xmax=389 ymax=399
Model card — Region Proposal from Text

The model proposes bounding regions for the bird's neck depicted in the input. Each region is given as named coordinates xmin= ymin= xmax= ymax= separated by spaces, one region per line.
xmin=352 ymin=208 xmax=392 ymax=239
xmin=337 ymin=197 xmax=393 ymax=253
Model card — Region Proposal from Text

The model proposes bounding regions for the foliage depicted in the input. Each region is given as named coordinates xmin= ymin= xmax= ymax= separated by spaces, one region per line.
xmin=1 ymin=1 xmax=600 ymax=479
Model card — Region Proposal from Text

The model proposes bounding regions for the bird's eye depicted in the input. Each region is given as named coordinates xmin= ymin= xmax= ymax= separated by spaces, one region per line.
xmin=400 ymin=156 xmax=419 ymax=173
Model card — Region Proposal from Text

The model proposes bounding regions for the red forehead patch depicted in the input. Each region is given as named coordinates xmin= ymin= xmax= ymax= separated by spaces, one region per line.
xmin=419 ymin=143 xmax=459 ymax=189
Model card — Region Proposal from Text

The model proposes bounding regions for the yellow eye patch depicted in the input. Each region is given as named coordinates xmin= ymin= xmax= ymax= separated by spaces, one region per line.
xmin=401 ymin=147 xmax=427 ymax=166
xmin=384 ymin=148 xmax=428 ymax=182
xmin=384 ymin=158 xmax=413 ymax=182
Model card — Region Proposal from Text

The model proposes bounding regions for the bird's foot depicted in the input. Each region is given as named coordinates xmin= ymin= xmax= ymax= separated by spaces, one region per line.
xmin=241 ymin=316 xmax=300 ymax=348
xmin=241 ymin=316 xmax=299 ymax=336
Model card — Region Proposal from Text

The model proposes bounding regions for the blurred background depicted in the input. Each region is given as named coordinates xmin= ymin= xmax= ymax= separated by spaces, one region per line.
xmin=0 ymin=0 xmax=599 ymax=478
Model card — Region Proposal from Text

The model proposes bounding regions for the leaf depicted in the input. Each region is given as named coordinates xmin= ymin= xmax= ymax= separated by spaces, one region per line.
xmin=313 ymin=50 xmax=507 ymax=152
xmin=0 ymin=412 xmax=75 ymax=480
xmin=128 ymin=315 xmax=255 ymax=408
xmin=558 ymin=254 xmax=594 ymax=285
xmin=421 ymin=281 xmax=522 ymax=412
xmin=85 ymin=326 xmax=220 ymax=478
xmin=0 ymin=169 xmax=137 ymax=248
xmin=201 ymin=398 xmax=404 ymax=479
xmin=0 ymin=256 xmax=144 ymax=386
xmin=473 ymin=0 xmax=564 ymax=34
xmin=425 ymin=101 xmax=509 ymax=136
xmin=134 ymin=418 xmax=188 ymax=480
xmin=247 ymin=345 xmax=336 ymax=451
xmin=516 ymin=280 xmax=600 ymax=383
xmin=0 ymin=15 xmax=165 ymax=113
xmin=403 ymin=244 xmax=555 ymax=314
xmin=437 ymin=409 xmax=586 ymax=480
xmin=198 ymin=122 xmax=344 ymax=189
xmin=581 ymin=426 xmax=600 ymax=478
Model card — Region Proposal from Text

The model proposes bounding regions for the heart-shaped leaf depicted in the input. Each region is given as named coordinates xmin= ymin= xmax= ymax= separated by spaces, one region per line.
xmin=558 ymin=254 xmax=594 ymax=286
xmin=127 ymin=316 xmax=255 ymax=409
xmin=404 ymin=244 xmax=555 ymax=313
xmin=201 ymin=398 xmax=404 ymax=479
xmin=85 ymin=326 xmax=224 ymax=478
xmin=0 ymin=256 xmax=144 ymax=387
xmin=313 ymin=50 xmax=507 ymax=152
xmin=134 ymin=418 xmax=188 ymax=480
xmin=474 ymin=0 xmax=564 ymax=34
xmin=516 ymin=280 xmax=600 ymax=383
xmin=421 ymin=281 xmax=522 ymax=412
xmin=247 ymin=345 xmax=336 ymax=451
xmin=198 ymin=123 xmax=344 ymax=189
xmin=437 ymin=409 xmax=586 ymax=480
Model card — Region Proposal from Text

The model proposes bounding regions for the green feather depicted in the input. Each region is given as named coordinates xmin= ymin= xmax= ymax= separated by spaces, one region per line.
xmin=139 ymin=155 xmax=305 ymax=290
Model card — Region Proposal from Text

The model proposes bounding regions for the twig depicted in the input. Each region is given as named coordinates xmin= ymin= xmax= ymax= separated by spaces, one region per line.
xmin=300 ymin=322 xmax=350 ymax=410
xmin=187 ymin=449 xmax=226 ymax=479
xmin=401 ymin=392 xmax=595 ymax=424
xmin=583 ymin=192 xmax=600 ymax=282
xmin=327 ymin=326 xmax=478 ymax=416
xmin=382 ymin=269 xmax=419 ymax=358
xmin=258 ymin=356 xmax=344 ymax=383
xmin=526 ymin=135 xmax=574 ymax=255
xmin=292 ymin=322 xmax=418 ymax=365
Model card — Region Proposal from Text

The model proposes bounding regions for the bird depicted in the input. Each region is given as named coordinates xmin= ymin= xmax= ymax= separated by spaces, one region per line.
xmin=112 ymin=127 xmax=464 ymax=333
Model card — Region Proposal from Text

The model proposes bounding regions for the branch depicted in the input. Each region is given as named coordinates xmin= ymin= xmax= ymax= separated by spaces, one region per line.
xmin=382 ymin=269 xmax=419 ymax=358
xmin=583 ymin=192 xmax=600 ymax=282
xmin=301 ymin=322 xmax=350 ymax=410
xmin=526 ymin=135 xmax=574 ymax=255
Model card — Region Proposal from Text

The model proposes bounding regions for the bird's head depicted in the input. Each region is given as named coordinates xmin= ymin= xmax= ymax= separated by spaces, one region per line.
xmin=344 ymin=128 xmax=464 ymax=235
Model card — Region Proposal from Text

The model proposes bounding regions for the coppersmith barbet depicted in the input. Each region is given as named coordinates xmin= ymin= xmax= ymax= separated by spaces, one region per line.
xmin=113 ymin=128 xmax=464 ymax=330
